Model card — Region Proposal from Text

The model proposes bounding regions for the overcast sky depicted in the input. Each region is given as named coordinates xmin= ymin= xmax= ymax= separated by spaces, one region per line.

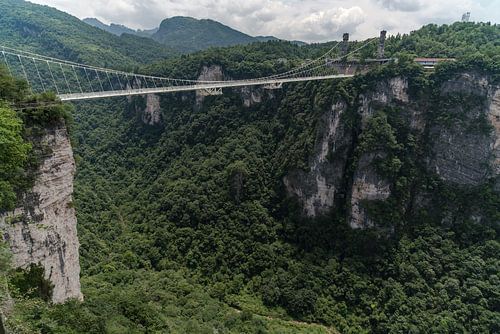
xmin=29 ymin=0 xmax=499 ymax=42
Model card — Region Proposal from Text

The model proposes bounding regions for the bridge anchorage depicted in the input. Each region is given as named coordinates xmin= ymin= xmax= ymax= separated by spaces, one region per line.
xmin=0 ymin=31 xmax=390 ymax=102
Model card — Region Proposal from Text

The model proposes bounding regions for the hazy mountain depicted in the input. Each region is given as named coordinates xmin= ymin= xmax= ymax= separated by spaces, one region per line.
xmin=83 ymin=16 xmax=301 ymax=53
xmin=150 ymin=16 xmax=256 ymax=52
xmin=83 ymin=17 xmax=158 ymax=37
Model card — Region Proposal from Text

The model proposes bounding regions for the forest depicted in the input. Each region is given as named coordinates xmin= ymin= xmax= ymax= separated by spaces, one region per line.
xmin=0 ymin=2 xmax=499 ymax=332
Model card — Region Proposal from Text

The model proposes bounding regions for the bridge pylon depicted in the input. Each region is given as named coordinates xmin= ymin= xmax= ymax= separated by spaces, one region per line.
xmin=377 ymin=30 xmax=387 ymax=59
xmin=341 ymin=33 xmax=349 ymax=57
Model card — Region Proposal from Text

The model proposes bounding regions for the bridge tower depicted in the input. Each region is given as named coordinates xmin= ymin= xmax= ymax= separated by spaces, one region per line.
xmin=377 ymin=30 xmax=387 ymax=59
xmin=341 ymin=33 xmax=349 ymax=57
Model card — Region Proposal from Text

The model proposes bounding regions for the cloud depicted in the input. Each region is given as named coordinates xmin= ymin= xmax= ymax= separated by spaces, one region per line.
xmin=296 ymin=7 xmax=366 ymax=40
xmin=28 ymin=0 xmax=499 ymax=42
xmin=377 ymin=0 xmax=423 ymax=12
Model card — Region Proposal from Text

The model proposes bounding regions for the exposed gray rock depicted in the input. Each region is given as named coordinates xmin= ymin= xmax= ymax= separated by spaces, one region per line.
xmin=0 ymin=124 xmax=83 ymax=304
xmin=240 ymin=86 xmax=262 ymax=107
xmin=349 ymin=77 xmax=410 ymax=228
xmin=489 ymin=89 xmax=500 ymax=189
xmin=198 ymin=65 xmax=225 ymax=82
xmin=358 ymin=77 xmax=409 ymax=127
xmin=349 ymin=153 xmax=391 ymax=229
xmin=284 ymin=101 xmax=352 ymax=217
xmin=196 ymin=65 xmax=225 ymax=107
xmin=142 ymin=94 xmax=162 ymax=125
xmin=282 ymin=73 xmax=498 ymax=229
xmin=428 ymin=75 xmax=499 ymax=186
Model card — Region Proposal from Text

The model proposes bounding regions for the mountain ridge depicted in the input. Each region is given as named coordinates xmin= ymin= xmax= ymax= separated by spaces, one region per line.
xmin=83 ymin=15 xmax=289 ymax=53
xmin=0 ymin=0 xmax=175 ymax=67
xmin=83 ymin=17 xmax=158 ymax=37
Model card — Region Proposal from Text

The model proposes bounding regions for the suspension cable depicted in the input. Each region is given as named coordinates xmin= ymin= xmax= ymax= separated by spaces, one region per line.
xmin=47 ymin=61 xmax=59 ymax=95
xmin=18 ymin=55 xmax=32 ymax=94
xmin=59 ymin=63 xmax=72 ymax=94
xmin=32 ymin=58 xmax=46 ymax=93
xmin=1 ymin=51 xmax=12 ymax=76
xmin=72 ymin=66 xmax=84 ymax=93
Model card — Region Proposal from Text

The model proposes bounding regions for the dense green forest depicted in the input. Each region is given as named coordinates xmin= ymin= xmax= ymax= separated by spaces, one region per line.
xmin=0 ymin=4 xmax=499 ymax=332
xmin=0 ymin=0 xmax=176 ymax=68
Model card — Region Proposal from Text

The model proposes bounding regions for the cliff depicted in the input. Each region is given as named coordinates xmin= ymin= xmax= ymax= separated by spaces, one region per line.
xmin=0 ymin=123 xmax=83 ymax=303
xmin=285 ymin=70 xmax=499 ymax=228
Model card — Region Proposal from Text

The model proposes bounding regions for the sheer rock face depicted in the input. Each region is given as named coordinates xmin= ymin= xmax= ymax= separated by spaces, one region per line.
xmin=428 ymin=74 xmax=499 ymax=186
xmin=142 ymin=94 xmax=162 ymax=125
xmin=284 ymin=73 xmax=499 ymax=229
xmin=240 ymin=86 xmax=263 ymax=107
xmin=284 ymin=101 xmax=352 ymax=217
xmin=349 ymin=152 xmax=392 ymax=229
xmin=349 ymin=77 xmax=411 ymax=228
xmin=489 ymin=89 xmax=500 ymax=190
xmin=195 ymin=65 xmax=225 ymax=107
xmin=0 ymin=124 xmax=83 ymax=304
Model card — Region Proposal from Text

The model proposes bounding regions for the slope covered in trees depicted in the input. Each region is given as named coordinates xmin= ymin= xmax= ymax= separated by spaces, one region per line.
xmin=0 ymin=0 xmax=176 ymax=67
xmin=151 ymin=16 xmax=265 ymax=53
xmin=0 ymin=18 xmax=499 ymax=333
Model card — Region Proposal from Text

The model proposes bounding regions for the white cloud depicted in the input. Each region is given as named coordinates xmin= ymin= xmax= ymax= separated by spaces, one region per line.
xmin=28 ymin=0 xmax=499 ymax=42
xmin=377 ymin=0 xmax=423 ymax=12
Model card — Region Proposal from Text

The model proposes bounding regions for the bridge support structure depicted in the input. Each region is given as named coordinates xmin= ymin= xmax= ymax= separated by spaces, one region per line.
xmin=198 ymin=87 xmax=223 ymax=96
xmin=263 ymin=82 xmax=283 ymax=90
xmin=378 ymin=30 xmax=387 ymax=59
xmin=341 ymin=33 xmax=349 ymax=57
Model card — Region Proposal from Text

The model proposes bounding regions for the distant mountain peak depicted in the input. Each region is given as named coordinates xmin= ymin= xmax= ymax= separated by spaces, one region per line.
xmin=84 ymin=15 xmax=293 ymax=53
xmin=153 ymin=16 xmax=264 ymax=53
xmin=82 ymin=17 xmax=157 ymax=37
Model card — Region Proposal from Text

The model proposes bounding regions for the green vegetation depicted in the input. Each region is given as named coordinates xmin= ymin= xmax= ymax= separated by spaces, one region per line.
xmin=0 ymin=66 xmax=31 ymax=211
xmin=151 ymin=16 xmax=262 ymax=53
xmin=0 ymin=0 xmax=176 ymax=68
xmin=386 ymin=22 xmax=500 ymax=60
xmin=0 ymin=14 xmax=499 ymax=334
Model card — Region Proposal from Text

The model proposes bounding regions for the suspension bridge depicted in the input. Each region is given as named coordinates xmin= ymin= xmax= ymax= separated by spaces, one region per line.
xmin=0 ymin=31 xmax=389 ymax=102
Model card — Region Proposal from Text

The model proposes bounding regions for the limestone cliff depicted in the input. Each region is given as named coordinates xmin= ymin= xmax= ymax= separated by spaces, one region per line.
xmin=428 ymin=73 xmax=499 ymax=187
xmin=141 ymin=94 xmax=162 ymax=125
xmin=284 ymin=101 xmax=352 ymax=217
xmin=285 ymin=72 xmax=499 ymax=229
xmin=0 ymin=123 xmax=83 ymax=303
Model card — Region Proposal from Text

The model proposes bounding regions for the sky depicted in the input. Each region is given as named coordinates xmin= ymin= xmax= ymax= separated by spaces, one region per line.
xmin=29 ymin=0 xmax=500 ymax=42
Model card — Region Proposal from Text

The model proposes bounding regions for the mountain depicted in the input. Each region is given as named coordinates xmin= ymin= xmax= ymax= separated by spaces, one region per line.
xmin=152 ymin=16 xmax=270 ymax=52
xmin=83 ymin=16 xmax=295 ymax=53
xmin=255 ymin=35 xmax=281 ymax=42
xmin=0 ymin=0 xmax=175 ymax=67
xmin=83 ymin=17 xmax=136 ymax=36
xmin=83 ymin=17 xmax=158 ymax=37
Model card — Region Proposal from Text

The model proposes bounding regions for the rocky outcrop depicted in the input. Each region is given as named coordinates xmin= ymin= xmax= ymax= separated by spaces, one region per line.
xmin=196 ymin=65 xmax=225 ymax=107
xmin=284 ymin=101 xmax=352 ymax=217
xmin=240 ymin=86 xmax=263 ymax=107
xmin=349 ymin=152 xmax=391 ymax=229
xmin=284 ymin=73 xmax=499 ymax=229
xmin=0 ymin=124 xmax=83 ymax=303
xmin=489 ymin=89 xmax=500 ymax=189
xmin=348 ymin=77 xmax=411 ymax=228
xmin=358 ymin=77 xmax=409 ymax=126
xmin=142 ymin=94 xmax=162 ymax=125
xmin=428 ymin=73 xmax=499 ymax=186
